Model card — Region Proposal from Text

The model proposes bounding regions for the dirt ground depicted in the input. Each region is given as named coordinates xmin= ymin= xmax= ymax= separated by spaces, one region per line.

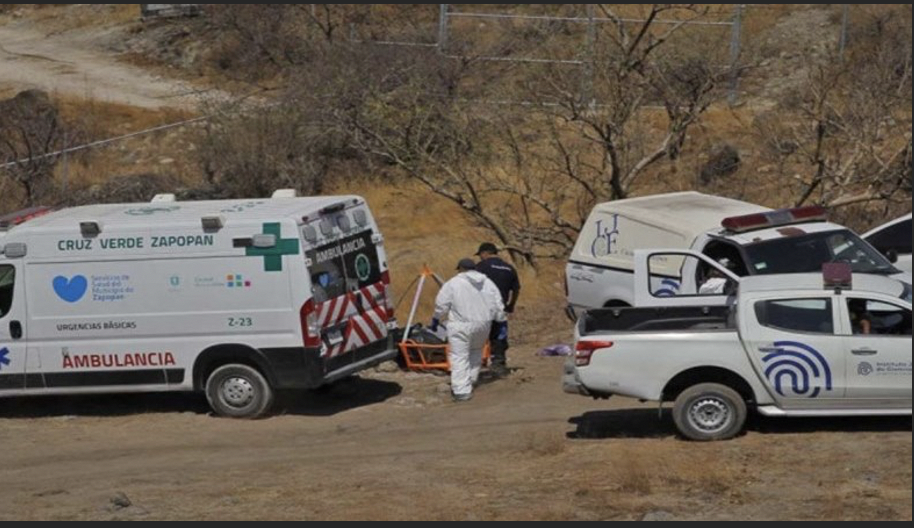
xmin=0 ymin=4 xmax=910 ymax=521
xmin=0 ymin=15 xmax=216 ymax=108
xmin=1 ymin=320 xmax=911 ymax=521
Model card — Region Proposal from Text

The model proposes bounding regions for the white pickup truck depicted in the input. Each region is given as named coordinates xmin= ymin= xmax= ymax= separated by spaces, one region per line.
xmin=864 ymin=213 xmax=912 ymax=275
xmin=565 ymin=192 xmax=911 ymax=318
xmin=563 ymin=250 xmax=913 ymax=441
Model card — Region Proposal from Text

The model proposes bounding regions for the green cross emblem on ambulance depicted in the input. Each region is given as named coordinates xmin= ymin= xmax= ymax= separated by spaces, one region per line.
xmin=246 ymin=223 xmax=300 ymax=272
xmin=355 ymin=253 xmax=372 ymax=281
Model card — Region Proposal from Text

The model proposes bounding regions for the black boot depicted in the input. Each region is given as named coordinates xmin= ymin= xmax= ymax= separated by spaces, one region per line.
xmin=490 ymin=338 xmax=510 ymax=377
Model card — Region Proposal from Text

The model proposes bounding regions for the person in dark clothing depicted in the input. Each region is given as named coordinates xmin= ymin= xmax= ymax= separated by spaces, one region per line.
xmin=475 ymin=242 xmax=521 ymax=377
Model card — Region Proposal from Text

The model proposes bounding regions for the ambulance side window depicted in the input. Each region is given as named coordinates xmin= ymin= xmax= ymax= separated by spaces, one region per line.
xmin=310 ymin=262 xmax=346 ymax=304
xmin=0 ymin=265 xmax=14 ymax=319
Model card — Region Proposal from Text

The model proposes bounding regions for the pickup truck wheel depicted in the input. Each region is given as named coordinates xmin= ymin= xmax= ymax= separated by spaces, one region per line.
xmin=673 ymin=383 xmax=746 ymax=441
xmin=205 ymin=364 xmax=274 ymax=419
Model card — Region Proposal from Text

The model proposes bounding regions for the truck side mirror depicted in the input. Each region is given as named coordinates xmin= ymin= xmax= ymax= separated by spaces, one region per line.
xmin=884 ymin=248 xmax=899 ymax=264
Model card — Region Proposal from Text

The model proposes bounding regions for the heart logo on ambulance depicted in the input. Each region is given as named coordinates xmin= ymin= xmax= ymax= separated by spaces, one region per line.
xmin=53 ymin=275 xmax=89 ymax=303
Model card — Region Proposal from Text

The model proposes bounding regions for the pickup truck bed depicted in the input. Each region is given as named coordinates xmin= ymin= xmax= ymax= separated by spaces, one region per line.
xmin=580 ymin=305 xmax=733 ymax=335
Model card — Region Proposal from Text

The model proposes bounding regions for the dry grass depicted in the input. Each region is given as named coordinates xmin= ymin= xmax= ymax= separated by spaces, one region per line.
xmin=519 ymin=431 xmax=568 ymax=457
xmin=1 ymin=94 xmax=199 ymax=212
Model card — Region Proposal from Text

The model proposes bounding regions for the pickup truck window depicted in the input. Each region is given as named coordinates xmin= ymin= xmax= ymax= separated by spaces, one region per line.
xmin=866 ymin=218 xmax=913 ymax=255
xmin=755 ymin=298 xmax=834 ymax=335
xmin=846 ymin=298 xmax=912 ymax=336
xmin=0 ymin=265 xmax=13 ymax=318
xmin=744 ymin=229 xmax=896 ymax=276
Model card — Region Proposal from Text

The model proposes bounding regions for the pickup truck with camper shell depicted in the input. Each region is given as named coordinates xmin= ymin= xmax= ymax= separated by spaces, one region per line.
xmin=565 ymin=192 xmax=911 ymax=319
xmin=864 ymin=213 xmax=912 ymax=275
xmin=0 ymin=191 xmax=398 ymax=418
xmin=563 ymin=250 xmax=912 ymax=441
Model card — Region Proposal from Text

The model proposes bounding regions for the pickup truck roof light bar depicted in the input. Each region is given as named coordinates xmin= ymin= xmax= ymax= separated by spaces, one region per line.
xmin=721 ymin=206 xmax=828 ymax=234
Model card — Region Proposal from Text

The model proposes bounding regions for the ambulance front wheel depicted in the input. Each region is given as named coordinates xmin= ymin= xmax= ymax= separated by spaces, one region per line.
xmin=205 ymin=364 xmax=275 ymax=419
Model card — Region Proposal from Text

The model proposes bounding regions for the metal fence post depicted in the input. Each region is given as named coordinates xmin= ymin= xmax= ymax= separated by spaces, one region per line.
xmin=438 ymin=4 xmax=449 ymax=53
xmin=62 ymin=130 xmax=68 ymax=194
xmin=838 ymin=4 xmax=849 ymax=57
xmin=582 ymin=3 xmax=596 ymax=109
xmin=728 ymin=4 xmax=743 ymax=106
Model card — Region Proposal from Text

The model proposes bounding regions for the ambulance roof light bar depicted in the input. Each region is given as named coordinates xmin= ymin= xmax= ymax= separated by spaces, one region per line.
xmin=0 ymin=206 xmax=54 ymax=231
xmin=721 ymin=205 xmax=828 ymax=234
xmin=151 ymin=194 xmax=176 ymax=203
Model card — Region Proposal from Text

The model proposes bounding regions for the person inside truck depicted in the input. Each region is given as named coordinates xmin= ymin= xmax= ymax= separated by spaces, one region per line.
xmin=699 ymin=258 xmax=737 ymax=295
xmin=848 ymin=298 xmax=873 ymax=335
xmin=702 ymin=241 xmax=749 ymax=277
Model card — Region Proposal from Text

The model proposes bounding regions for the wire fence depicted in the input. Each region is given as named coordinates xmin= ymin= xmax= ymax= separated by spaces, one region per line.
xmin=0 ymin=4 xmax=878 ymax=191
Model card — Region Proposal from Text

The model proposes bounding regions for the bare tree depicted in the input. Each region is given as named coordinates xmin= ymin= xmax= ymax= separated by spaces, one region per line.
xmin=277 ymin=5 xmax=733 ymax=266
xmin=0 ymin=90 xmax=63 ymax=205
xmin=757 ymin=8 xmax=912 ymax=211
xmin=532 ymin=5 xmax=730 ymax=201
xmin=195 ymin=99 xmax=344 ymax=199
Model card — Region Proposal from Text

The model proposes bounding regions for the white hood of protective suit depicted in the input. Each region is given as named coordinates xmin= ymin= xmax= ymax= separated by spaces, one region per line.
xmin=434 ymin=270 xmax=506 ymax=324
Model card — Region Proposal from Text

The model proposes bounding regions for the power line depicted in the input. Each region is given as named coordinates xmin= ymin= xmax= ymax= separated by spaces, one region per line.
xmin=1 ymin=116 xmax=209 ymax=170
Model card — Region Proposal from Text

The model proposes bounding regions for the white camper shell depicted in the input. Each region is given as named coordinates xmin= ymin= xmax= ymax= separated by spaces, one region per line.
xmin=566 ymin=192 xmax=911 ymax=317
xmin=0 ymin=194 xmax=397 ymax=418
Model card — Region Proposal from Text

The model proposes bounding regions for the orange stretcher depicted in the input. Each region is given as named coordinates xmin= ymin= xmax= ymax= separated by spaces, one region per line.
xmin=396 ymin=265 xmax=490 ymax=372
xmin=398 ymin=339 xmax=491 ymax=371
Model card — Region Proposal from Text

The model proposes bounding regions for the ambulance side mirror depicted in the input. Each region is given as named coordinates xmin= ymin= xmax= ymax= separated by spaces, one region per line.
xmin=252 ymin=234 xmax=277 ymax=249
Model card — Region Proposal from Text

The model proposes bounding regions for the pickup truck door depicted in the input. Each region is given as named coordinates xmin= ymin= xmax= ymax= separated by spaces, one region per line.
xmin=839 ymin=296 xmax=912 ymax=406
xmin=633 ymin=249 xmax=740 ymax=308
xmin=740 ymin=294 xmax=847 ymax=408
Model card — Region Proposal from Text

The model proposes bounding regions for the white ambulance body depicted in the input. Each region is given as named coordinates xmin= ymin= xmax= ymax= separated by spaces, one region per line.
xmin=0 ymin=193 xmax=397 ymax=417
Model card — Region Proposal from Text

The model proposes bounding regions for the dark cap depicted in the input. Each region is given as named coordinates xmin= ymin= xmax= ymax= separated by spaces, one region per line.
xmin=475 ymin=242 xmax=499 ymax=256
xmin=456 ymin=258 xmax=477 ymax=271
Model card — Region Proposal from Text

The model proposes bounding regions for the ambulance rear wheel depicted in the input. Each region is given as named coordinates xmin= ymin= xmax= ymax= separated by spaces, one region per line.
xmin=205 ymin=364 xmax=274 ymax=419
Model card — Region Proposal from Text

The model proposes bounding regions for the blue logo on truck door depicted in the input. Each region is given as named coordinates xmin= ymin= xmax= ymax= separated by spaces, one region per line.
xmin=52 ymin=275 xmax=88 ymax=303
xmin=761 ymin=341 xmax=833 ymax=398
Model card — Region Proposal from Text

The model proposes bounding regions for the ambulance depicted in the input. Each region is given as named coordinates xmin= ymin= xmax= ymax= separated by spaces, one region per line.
xmin=0 ymin=191 xmax=397 ymax=418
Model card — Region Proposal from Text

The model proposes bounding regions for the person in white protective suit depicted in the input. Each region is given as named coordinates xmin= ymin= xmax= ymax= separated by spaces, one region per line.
xmin=432 ymin=258 xmax=506 ymax=402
